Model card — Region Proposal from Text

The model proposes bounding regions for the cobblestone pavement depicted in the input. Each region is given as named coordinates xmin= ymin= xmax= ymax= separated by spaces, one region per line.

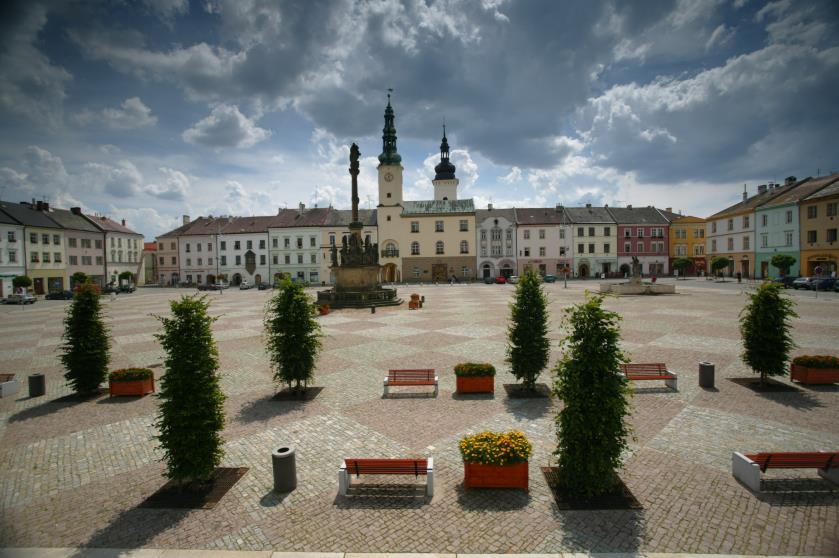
xmin=0 ymin=280 xmax=837 ymax=555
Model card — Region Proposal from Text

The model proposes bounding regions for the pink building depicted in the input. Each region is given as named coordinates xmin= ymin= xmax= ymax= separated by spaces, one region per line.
xmin=608 ymin=206 xmax=672 ymax=276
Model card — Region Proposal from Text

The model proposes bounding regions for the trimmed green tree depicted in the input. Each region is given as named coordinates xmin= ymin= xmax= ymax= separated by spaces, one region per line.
xmin=553 ymin=293 xmax=631 ymax=498
xmin=672 ymin=257 xmax=692 ymax=278
xmin=739 ymin=282 xmax=797 ymax=385
xmin=119 ymin=271 xmax=134 ymax=283
xmin=71 ymin=272 xmax=88 ymax=287
xmin=12 ymin=275 xmax=32 ymax=291
xmin=264 ymin=279 xmax=322 ymax=394
xmin=770 ymin=254 xmax=797 ymax=276
xmin=506 ymin=270 xmax=550 ymax=391
xmin=155 ymin=296 xmax=225 ymax=483
xmin=711 ymin=256 xmax=730 ymax=280
xmin=60 ymin=282 xmax=110 ymax=395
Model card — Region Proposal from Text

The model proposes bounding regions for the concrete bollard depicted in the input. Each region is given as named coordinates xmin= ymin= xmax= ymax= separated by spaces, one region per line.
xmin=272 ymin=446 xmax=297 ymax=493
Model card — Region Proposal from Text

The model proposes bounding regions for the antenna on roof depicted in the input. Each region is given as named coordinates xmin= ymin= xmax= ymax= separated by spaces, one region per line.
xmin=366 ymin=195 xmax=372 ymax=209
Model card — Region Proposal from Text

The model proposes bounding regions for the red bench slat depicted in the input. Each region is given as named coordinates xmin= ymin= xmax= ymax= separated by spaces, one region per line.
xmin=344 ymin=458 xmax=429 ymax=477
xmin=744 ymin=452 xmax=839 ymax=472
xmin=387 ymin=369 xmax=436 ymax=385
xmin=620 ymin=363 xmax=675 ymax=380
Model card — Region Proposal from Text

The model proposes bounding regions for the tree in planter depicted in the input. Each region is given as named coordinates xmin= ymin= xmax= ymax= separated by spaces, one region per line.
xmin=60 ymin=282 xmax=110 ymax=395
xmin=506 ymin=270 xmax=550 ymax=391
xmin=553 ymin=293 xmax=631 ymax=499
xmin=770 ymin=254 xmax=797 ymax=277
xmin=12 ymin=275 xmax=32 ymax=292
xmin=119 ymin=271 xmax=134 ymax=284
xmin=71 ymin=272 xmax=88 ymax=288
xmin=710 ymin=256 xmax=730 ymax=280
xmin=672 ymin=257 xmax=692 ymax=278
xmin=739 ymin=282 xmax=797 ymax=385
xmin=155 ymin=296 xmax=225 ymax=483
xmin=264 ymin=279 xmax=322 ymax=394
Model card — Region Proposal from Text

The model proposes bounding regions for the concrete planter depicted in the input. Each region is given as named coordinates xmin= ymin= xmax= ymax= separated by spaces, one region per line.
xmin=456 ymin=375 xmax=494 ymax=393
xmin=464 ymin=461 xmax=528 ymax=490
xmin=109 ymin=376 xmax=155 ymax=397
xmin=791 ymin=364 xmax=839 ymax=384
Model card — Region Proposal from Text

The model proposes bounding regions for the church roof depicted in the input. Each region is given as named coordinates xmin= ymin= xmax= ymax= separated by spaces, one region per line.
xmin=402 ymin=199 xmax=475 ymax=215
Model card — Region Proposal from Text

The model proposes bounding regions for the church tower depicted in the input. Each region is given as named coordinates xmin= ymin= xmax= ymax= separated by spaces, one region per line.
xmin=377 ymin=92 xmax=403 ymax=206
xmin=432 ymin=125 xmax=458 ymax=200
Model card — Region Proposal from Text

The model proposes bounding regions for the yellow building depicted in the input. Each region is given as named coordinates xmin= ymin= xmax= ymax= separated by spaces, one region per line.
xmin=799 ymin=173 xmax=839 ymax=276
xmin=669 ymin=216 xmax=706 ymax=276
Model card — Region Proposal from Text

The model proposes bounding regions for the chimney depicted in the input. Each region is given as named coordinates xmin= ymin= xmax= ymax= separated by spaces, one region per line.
xmin=182 ymin=215 xmax=190 ymax=225
xmin=555 ymin=202 xmax=562 ymax=211
xmin=604 ymin=203 xmax=608 ymax=208
xmin=121 ymin=218 xmax=126 ymax=226
xmin=665 ymin=207 xmax=672 ymax=213
xmin=299 ymin=202 xmax=305 ymax=213
xmin=488 ymin=202 xmax=493 ymax=210
xmin=785 ymin=175 xmax=796 ymax=185
xmin=585 ymin=203 xmax=592 ymax=208
xmin=71 ymin=207 xmax=82 ymax=215
xmin=35 ymin=201 xmax=43 ymax=211
xmin=627 ymin=204 xmax=632 ymax=209
xmin=742 ymin=185 xmax=748 ymax=201
xmin=757 ymin=184 xmax=767 ymax=194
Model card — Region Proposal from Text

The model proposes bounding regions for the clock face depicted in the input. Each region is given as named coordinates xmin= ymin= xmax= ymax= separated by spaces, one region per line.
xmin=384 ymin=172 xmax=393 ymax=182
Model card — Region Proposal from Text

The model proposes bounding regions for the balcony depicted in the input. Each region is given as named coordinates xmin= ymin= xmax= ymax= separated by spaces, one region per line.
xmin=381 ymin=249 xmax=399 ymax=258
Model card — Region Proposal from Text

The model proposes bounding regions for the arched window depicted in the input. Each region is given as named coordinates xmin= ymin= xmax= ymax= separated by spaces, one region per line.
xmin=411 ymin=241 xmax=420 ymax=255
xmin=460 ymin=240 xmax=469 ymax=254
xmin=436 ymin=241 xmax=444 ymax=255
xmin=385 ymin=242 xmax=397 ymax=257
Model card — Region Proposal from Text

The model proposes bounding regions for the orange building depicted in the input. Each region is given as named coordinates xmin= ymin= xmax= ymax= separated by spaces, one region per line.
xmin=669 ymin=216 xmax=706 ymax=275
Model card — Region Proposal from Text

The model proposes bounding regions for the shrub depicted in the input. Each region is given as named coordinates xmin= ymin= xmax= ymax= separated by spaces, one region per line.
xmin=672 ymin=257 xmax=692 ymax=276
xmin=61 ymin=282 xmax=110 ymax=395
xmin=792 ymin=355 xmax=839 ymax=369
xmin=506 ymin=270 xmax=550 ymax=391
xmin=454 ymin=363 xmax=496 ymax=377
xmin=770 ymin=254 xmax=797 ymax=276
xmin=264 ymin=279 xmax=322 ymax=393
xmin=711 ymin=256 xmax=730 ymax=277
xmin=740 ymin=282 xmax=797 ymax=385
xmin=109 ymin=368 xmax=153 ymax=382
xmin=12 ymin=276 xmax=32 ymax=290
xmin=155 ymin=296 xmax=225 ymax=483
xmin=553 ymin=293 xmax=631 ymax=498
xmin=459 ymin=430 xmax=532 ymax=465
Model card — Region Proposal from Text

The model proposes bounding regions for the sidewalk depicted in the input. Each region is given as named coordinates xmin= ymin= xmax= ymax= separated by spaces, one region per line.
xmin=1 ymin=551 xmax=835 ymax=558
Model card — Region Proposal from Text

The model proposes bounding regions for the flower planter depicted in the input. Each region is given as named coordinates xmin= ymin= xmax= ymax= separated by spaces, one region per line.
xmin=464 ymin=461 xmax=528 ymax=490
xmin=456 ymin=375 xmax=494 ymax=393
xmin=791 ymin=364 xmax=839 ymax=385
xmin=109 ymin=376 xmax=155 ymax=397
xmin=318 ymin=305 xmax=330 ymax=316
xmin=408 ymin=300 xmax=419 ymax=310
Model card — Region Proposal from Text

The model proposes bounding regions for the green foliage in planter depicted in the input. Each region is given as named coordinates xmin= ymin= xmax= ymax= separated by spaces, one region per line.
xmin=119 ymin=271 xmax=134 ymax=282
xmin=459 ymin=430 xmax=532 ymax=465
xmin=60 ymin=282 xmax=110 ymax=395
xmin=791 ymin=355 xmax=839 ymax=369
xmin=553 ymin=293 xmax=631 ymax=499
xmin=109 ymin=368 xmax=153 ymax=382
xmin=155 ymin=296 xmax=225 ymax=483
xmin=711 ymin=256 xmax=730 ymax=275
xmin=506 ymin=270 xmax=550 ymax=391
xmin=672 ymin=257 xmax=692 ymax=274
xmin=454 ymin=362 xmax=497 ymax=377
xmin=71 ymin=272 xmax=88 ymax=286
xmin=740 ymin=282 xmax=797 ymax=385
xmin=264 ymin=279 xmax=322 ymax=393
xmin=12 ymin=275 xmax=32 ymax=290
xmin=770 ymin=254 xmax=797 ymax=275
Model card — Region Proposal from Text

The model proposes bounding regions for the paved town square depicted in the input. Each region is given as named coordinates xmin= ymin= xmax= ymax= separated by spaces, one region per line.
xmin=0 ymin=281 xmax=837 ymax=556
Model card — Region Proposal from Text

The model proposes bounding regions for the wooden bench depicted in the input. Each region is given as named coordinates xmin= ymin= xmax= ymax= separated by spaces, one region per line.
xmin=339 ymin=458 xmax=434 ymax=496
xmin=732 ymin=451 xmax=839 ymax=491
xmin=620 ymin=363 xmax=677 ymax=390
xmin=383 ymin=369 xmax=438 ymax=397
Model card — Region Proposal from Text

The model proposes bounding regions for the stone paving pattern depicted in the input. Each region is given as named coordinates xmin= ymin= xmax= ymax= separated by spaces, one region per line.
xmin=0 ymin=281 xmax=837 ymax=555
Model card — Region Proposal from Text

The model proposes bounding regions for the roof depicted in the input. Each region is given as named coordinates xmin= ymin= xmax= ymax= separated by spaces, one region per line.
xmin=0 ymin=201 xmax=61 ymax=229
xmin=324 ymin=209 xmax=377 ymax=227
xmin=178 ymin=216 xmax=233 ymax=236
xmin=706 ymin=183 xmax=795 ymax=220
xmin=43 ymin=207 xmax=101 ymax=232
xmin=758 ymin=177 xmax=819 ymax=208
xmin=85 ymin=214 xmax=142 ymax=235
xmin=671 ymin=215 xmax=706 ymax=224
xmin=270 ymin=207 xmax=332 ymax=228
xmin=656 ymin=208 xmax=682 ymax=222
xmin=401 ymin=199 xmax=475 ymax=216
xmin=0 ymin=205 xmax=21 ymax=226
xmin=801 ymin=173 xmax=839 ymax=202
xmin=513 ymin=207 xmax=568 ymax=225
xmin=562 ymin=205 xmax=615 ymax=224
xmin=221 ymin=216 xmax=278 ymax=234
xmin=606 ymin=206 xmax=669 ymax=225
xmin=475 ymin=207 xmax=516 ymax=223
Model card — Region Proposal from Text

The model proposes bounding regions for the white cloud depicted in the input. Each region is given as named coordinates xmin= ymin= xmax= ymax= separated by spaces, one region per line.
xmin=705 ymin=23 xmax=734 ymax=51
xmin=146 ymin=167 xmax=190 ymax=200
xmin=76 ymin=97 xmax=157 ymax=129
xmin=82 ymin=160 xmax=144 ymax=198
xmin=183 ymin=104 xmax=271 ymax=148
xmin=141 ymin=0 xmax=189 ymax=24
xmin=500 ymin=166 xmax=522 ymax=184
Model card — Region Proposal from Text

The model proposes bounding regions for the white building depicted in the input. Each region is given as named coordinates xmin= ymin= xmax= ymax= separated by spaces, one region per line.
xmin=0 ymin=207 xmax=25 ymax=297
xmin=85 ymin=214 xmax=145 ymax=285
xmin=177 ymin=217 xmax=230 ymax=286
xmin=268 ymin=205 xmax=330 ymax=284
xmin=218 ymin=216 xmax=273 ymax=286
xmin=476 ymin=205 xmax=516 ymax=279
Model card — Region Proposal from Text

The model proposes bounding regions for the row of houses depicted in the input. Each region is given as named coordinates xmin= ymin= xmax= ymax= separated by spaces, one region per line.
xmin=0 ymin=200 xmax=145 ymax=297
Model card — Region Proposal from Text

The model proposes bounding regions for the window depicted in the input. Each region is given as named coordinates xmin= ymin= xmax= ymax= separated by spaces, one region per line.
xmin=538 ymin=229 xmax=545 ymax=239
xmin=110 ymin=237 xmax=115 ymax=247
xmin=604 ymin=227 xmax=611 ymax=237
xmin=284 ymin=237 xmax=290 ymax=248
xmin=435 ymin=220 xmax=444 ymax=232
xmin=637 ymin=228 xmax=644 ymax=238
xmin=460 ymin=240 xmax=469 ymax=254
xmin=589 ymin=227 xmax=595 ymax=237
xmin=411 ymin=241 xmax=420 ymax=255
xmin=30 ymin=232 xmax=37 ymax=244
xmin=159 ymin=256 xmax=164 ymax=264
xmin=259 ymin=239 xmax=266 ymax=249
xmin=297 ymin=254 xmax=303 ymax=264
xmin=169 ymin=257 xmax=174 ymax=265
xmin=624 ymin=242 xmax=631 ymax=253
xmin=743 ymin=215 xmax=750 ymax=228
xmin=727 ymin=238 xmax=734 ymax=250
xmin=411 ymin=221 xmax=419 ymax=233
xmin=197 ymin=243 xmax=202 ymax=252
xmin=480 ymin=230 xmax=487 ymax=241
xmin=559 ymin=247 xmax=566 ymax=256
xmin=235 ymin=240 xmax=241 ymax=250
xmin=577 ymin=243 xmax=584 ymax=254
xmin=117 ymin=238 xmax=122 ymax=248
xmin=761 ymin=214 xmax=768 ymax=227
xmin=413 ymin=267 xmax=421 ymax=278
xmin=827 ymin=229 xmax=838 ymax=242
xmin=637 ymin=242 xmax=644 ymax=253
xmin=807 ymin=230 xmax=817 ymax=243
xmin=118 ymin=250 xmax=122 ymax=262
xmin=387 ymin=216 xmax=391 ymax=221
xmin=828 ymin=203 xmax=838 ymax=217
xmin=460 ymin=220 xmax=468 ymax=232
xmin=807 ymin=206 xmax=817 ymax=219
xmin=68 ymin=237 xmax=77 ymax=248
xmin=577 ymin=227 xmax=584 ymax=237
xmin=233 ymin=255 xmax=240 ymax=266
xmin=539 ymin=247 xmax=546 ymax=257
xmin=588 ymin=243 xmax=595 ymax=254
xmin=207 ymin=242 xmax=212 ymax=252
xmin=246 ymin=240 xmax=252 ymax=250
xmin=284 ymin=255 xmax=290 ymax=264
xmin=604 ymin=243 xmax=610 ymax=254
xmin=760 ymin=234 xmax=768 ymax=248
xmin=624 ymin=229 xmax=631 ymax=238
xmin=490 ymin=245 xmax=501 ymax=256
xmin=559 ymin=229 xmax=565 ymax=239
xmin=197 ymin=258 xmax=203 ymax=266
xmin=523 ymin=247 xmax=530 ymax=257
xmin=52 ymin=234 xmax=60 ymax=245
xmin=523 ymin=229 xmax=530 ymax=239
xmin=506 ymin=229 xmax=513 ymax=240
xmin=742 ymin=236 xmax=750 ymax=250
xmin=711 ymin=239 xmax=717 ymax=252
xmin=30 ymin=252 xmax=39 ymax=263
xmin=96 ymin=239 xmax=103 ymax=249
xmin=436 ymin=241 xmax=444 ymax=254
xmin=69 ymin=255 xmax=78 ymax=265
xmin=158 ymin=242 xmax=164 ymax=250
xmin=785 ymin=231 xmax=793 ymax=247
xmin=462 ymin=266 xmax=470 ymax=277
xmin=711 ymin=222 xmax=717 ymax=233
xmin=55 ymin=252 xmax=63 ymax=263
xmin=111 ymin=249 xmax=116 ymax=261
xmin=7 ymin=231 xmax=15 ymax=242
xmin=272 ymin=238 xmax=278 ymax=248
xmin=81 ymin=238 xmax=91 ymax=248
xmin=42 ymin=234 xmax=49 ymax=244
xmin=186 ymin=258 xmax=192 ymax=266
xmin=220 ymin=241 xmax=227 ymax=250
xmin=310 ymin=236 xmax=317 ymax=247
xmin=310 ymin=254 xmax=317 ymax=264
xmin=694 ymin=245 xmax=704 ymax=256
xmin=727 ymin=219 xmax=733 ymax=231
xmin=676 ymin=245 xmax=686 ymax=256
xmin=784 ymin=210 xmax=793 ymax=224
xmin=272 ymin=255 xmax=278 ymax=264
xmin=185 ymin=243 xmax=191 ymax=253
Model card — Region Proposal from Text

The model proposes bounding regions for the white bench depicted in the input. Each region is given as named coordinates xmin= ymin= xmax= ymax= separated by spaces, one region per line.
xmin=0 ymin=374 xmax=21 ymax=398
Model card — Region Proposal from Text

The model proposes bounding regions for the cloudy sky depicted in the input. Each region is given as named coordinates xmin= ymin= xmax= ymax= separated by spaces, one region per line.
xmin=1 ymin=0 xmax=837 ymax=238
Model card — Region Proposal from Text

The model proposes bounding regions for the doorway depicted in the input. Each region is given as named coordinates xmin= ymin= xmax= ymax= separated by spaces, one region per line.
xmin=432 ymin=264 xmax=447 ymax=282
xmin=34 ymin=277 xmax=44 ymax=295
xmin=383 ymin=263 xmax=398 ymax=282
xmin=232 ymin=273 xmax=242 ymax=286
xmin=482 ymin=264 xmax=491 ymax=279
xmin=578 ymin=263 xmax=590 ymax=278
xmin=741 ymin=259 xmax=750 ymax=278
xmin=760 ymin=261 xmax=768 ymax=278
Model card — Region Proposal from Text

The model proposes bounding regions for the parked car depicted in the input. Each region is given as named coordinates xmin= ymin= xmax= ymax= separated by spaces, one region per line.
xmin=543 ymin=274 xmax=557 ymax=283
xmin=808 ymin=277 xmax=836 ymax=291
xmin=216 ymin=281 xmax=229 ymax=289
xmin=45 ymin=290 xmax=74 ymax=300
xmin=119 ymin=284 xmax=135 ymax=293
xmin=257 ymin=282 xmax=270 ymax=290
xmin=103 ymin=284 xmax=119 ymax=294
xmin=494 ymin=276 xmax=507 ymax=284
xmin=508 ymin=275 xmax=520 ymax=284
xmin=792 ymin=277 xmax=814 ymax=290
xmin=483 ymin=276 xmax=495 ymax=284
xmin=198 ymin=283 xmax=220 ymax=291
xmin=835 ymin=281 xmax=839 ymax=293
xmin=4 ymin=293 xmax=36 ymax=304
xmin=771 ymin=276 xmax=798 ymax=288
xmin=239 ymin=280 xmax=252 ymax=290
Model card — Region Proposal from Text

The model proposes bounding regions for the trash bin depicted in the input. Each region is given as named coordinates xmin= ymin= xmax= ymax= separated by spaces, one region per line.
xmin=699 ymin=362 xmax=715 ymax=388
xmin=272 ymin=446 xmax=297 ymax=493
xmin=28 ymin=373 xmax=46 ymax=397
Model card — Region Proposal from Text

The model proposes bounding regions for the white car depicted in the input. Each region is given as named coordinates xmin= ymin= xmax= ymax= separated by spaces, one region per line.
xmin=239 ymin=280 xmax=252 ymax=290
xmin=508 ymin=275 xmax=520 ymax=284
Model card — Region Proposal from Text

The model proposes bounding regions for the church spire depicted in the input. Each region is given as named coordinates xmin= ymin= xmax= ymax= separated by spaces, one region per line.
xmin=378 ymin=90 xmax=402 ymax=165
xmin=434 ymin=123 xmax=456 ymax=180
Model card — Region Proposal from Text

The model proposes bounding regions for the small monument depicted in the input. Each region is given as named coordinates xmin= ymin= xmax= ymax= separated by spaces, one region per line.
xmin=316 ymin=144 xmax=401 ymax=308
xmin=600 ymin=256 xmax=676 ymax=295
